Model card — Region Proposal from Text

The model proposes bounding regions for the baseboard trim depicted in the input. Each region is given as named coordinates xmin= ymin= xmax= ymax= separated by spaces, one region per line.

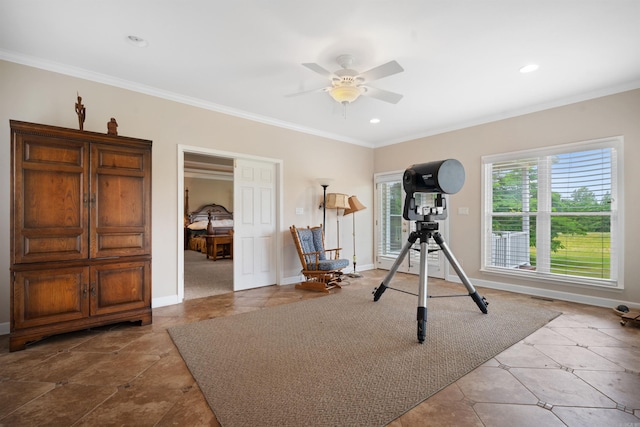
xmin=152 ymin=294 xmax=181 ymax=308
xmin=445 ymin=274 xmax=639 ymax=310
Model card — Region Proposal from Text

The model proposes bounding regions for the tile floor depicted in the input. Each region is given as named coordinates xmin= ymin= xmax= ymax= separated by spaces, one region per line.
xmin=1 ymin=270 xmax=639 ymax=426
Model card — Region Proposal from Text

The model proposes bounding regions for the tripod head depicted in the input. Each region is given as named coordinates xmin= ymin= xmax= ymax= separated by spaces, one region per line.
xmin=402 ymin=159 xmax=465 ymax=222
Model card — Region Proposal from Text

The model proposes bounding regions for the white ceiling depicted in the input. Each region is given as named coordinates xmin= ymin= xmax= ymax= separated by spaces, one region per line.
xmin=1 ymin=0 xmax=640 ymax=148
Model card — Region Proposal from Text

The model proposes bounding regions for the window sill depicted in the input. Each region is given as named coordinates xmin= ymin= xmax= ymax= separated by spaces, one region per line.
xmin=480 ymin=266 xmax=623 ymax=291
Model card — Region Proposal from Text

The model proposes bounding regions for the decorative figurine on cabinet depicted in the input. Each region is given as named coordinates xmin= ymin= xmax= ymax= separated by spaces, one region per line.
xmin=107 ymin=117 xmax=118 ymax=135
xmin=75 ymin=93 xmax=86 ymax=130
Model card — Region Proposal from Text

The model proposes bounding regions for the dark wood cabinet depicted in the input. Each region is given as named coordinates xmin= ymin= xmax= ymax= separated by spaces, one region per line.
xmin=9 ymin=120 xmax=152 ymax=351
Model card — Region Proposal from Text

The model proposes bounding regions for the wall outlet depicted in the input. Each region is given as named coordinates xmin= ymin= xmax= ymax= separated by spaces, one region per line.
xmin=458 ymin=207 xmax=469 ymax=215
xmin=296 ymin=207 xmax=304 ymax=215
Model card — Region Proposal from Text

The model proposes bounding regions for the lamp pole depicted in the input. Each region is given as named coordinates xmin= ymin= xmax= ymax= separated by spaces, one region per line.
xmin=321 ymin=184 xmax=328 ymax=235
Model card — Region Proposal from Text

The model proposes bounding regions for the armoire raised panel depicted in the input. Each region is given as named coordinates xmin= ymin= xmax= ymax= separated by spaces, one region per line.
xmin=9 ymin=120 xmax=152 ymax=351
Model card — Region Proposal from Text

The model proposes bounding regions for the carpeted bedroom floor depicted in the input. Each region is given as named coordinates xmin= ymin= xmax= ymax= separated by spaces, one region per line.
xmin=184 ymin=249 xmax=233 ymax=300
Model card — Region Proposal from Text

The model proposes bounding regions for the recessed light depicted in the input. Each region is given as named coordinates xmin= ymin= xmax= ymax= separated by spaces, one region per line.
xmin=519 ymin=64 xmax=539 ymax=73
xmin=370 ymin=118 xmax=381 ymax=124
xmin=126 ymin=35 xmax=148 ymax=48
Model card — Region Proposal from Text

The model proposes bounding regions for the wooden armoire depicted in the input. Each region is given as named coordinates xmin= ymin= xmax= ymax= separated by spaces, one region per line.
xmin=9 ymin=120 xmax=152 ymax=351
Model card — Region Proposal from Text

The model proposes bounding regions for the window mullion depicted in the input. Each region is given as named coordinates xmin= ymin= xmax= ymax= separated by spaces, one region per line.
xmin=536 ymin=156 xmax=552 ymax=273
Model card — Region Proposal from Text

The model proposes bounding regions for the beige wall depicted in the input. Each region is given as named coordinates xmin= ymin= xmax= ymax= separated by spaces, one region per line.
xmin=0 ymin=60 xmax=375 ymax=327
xmin=1 ymin=59 xmax=638 ymax=330
xmin=375 ymin=89 xmax=640 ymax=306
xmin=184 ymin=177 xmax=234 ymax=216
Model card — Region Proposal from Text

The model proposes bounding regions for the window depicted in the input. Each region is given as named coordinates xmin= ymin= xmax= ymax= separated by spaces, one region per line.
xmin=482 ymin=137 xmax=623 ymax=288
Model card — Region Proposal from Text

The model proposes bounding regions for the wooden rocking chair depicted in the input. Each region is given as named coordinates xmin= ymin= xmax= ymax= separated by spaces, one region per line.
xmin=290 ymin=225 xmax=350 ymax=293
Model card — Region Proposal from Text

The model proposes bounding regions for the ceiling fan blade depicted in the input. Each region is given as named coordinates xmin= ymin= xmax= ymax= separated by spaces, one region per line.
xmin=362 ymin=86 xmax=403 ymax=104
xmin=302 ymin=63 xmax=335 ymax=79
xmin=285 ymin=85 xmax=330 ymax=97
xmin=357 ymin=60 xmax=404 ymax=82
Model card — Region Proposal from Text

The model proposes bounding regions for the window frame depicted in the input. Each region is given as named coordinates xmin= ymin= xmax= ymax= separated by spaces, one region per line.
xmin=481 ymin=136 xmax=624 ymax=289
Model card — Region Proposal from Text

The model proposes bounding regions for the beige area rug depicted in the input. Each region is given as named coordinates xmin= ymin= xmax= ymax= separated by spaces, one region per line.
xmin=168 ymin=281 xmax=560 ymax=426
xmin=184 ymin=250 xmax=233 ymax=300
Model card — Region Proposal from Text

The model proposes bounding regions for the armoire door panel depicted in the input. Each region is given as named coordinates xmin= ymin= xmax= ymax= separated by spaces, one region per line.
xmin=13 ymin=135 xmax=89 ymax=264
xmin=97 ymin=233 xmax=144 ymax=251
xmin=22 ymin=136 xmax=85 ymax=165
xmin=90 ymin=261 xmax=150 ymax=316
xmin=95 ymin=175 xmax=144 ymax=227
xmin=91 ymin=144 xmax=151 ymax=258
xmin=22 ymin=232 xmax=83 ymax=258
xmin=13 ymin=266 xmax=89 ymax=329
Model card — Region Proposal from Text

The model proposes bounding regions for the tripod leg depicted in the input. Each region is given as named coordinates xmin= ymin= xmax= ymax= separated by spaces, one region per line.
xmin=417 ymin=239 xmax=429 ymax=343
xmin=373 ymin=232 xmax=418 ymax=301
xmin=433 ymin=232 xmax=488 ymax=314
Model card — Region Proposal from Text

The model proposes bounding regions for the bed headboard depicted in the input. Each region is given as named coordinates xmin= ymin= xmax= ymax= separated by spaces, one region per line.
xmin=188 ymin=203 xmax=233 ymax=223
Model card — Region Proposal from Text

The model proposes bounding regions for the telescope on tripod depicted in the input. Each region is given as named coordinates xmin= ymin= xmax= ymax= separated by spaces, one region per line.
xmin=373 ymin=159 xmax=488 ymax=343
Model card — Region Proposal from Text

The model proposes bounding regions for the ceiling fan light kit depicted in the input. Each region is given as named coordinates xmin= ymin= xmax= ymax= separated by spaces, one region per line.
xmin=329 ymin=85 xmax=362 ymax=104
xmin=293 ymin=54 xmax=404 ymax=107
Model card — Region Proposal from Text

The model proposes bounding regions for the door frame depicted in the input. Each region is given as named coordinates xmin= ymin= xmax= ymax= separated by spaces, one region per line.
xmin=177 ymin=144 xmax=283 ymax=301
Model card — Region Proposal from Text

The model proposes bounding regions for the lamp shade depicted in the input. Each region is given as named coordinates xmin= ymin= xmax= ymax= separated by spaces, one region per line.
xmin=343 ymin=195 xmax=366 ymax=215
xmin=325 ymin=193 xmax=350 ymax=210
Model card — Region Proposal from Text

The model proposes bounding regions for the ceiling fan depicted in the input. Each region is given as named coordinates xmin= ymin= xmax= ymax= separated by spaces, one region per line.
xmin=289 ymin=54 xmax=404 ymax=105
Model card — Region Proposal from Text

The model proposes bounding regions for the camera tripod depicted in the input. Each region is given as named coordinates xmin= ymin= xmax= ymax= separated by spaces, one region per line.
xmin=373 ymin=220 xmax=488 ymax=343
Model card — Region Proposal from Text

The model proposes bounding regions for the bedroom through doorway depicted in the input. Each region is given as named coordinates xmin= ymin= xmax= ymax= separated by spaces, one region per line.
xmin=182 ymin=153 xmax=234 ymax=300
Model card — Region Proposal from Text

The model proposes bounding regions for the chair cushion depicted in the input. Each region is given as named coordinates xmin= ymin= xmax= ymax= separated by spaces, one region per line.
xmin=310 ymin=226 xmax=326 ymax=260
xmin=297 ymin=228 xmax=320 ymax=265
xmin=311 ymin=259 xmax=350 ymax=271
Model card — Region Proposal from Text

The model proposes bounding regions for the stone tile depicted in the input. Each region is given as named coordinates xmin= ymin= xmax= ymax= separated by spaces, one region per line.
xmin=455 ymin=366 xmax=538 ymax=404
xmin=119 ymin=331 xmax=176 ymax=355
xmin=560 ymin=311 xmax=624 ymax=328
xmin=0 ymin=383 xmax=116 ymax=426
xmin=599 ymin=324 xmax=640 ymax=346
xmin=155 ymin=384 xmax=219 ymax=426
xmin=393 ymin=383 xmax=483 ymax=427
xmin=553 ymin=406 xmax=640 ymax=426
xmin=15 ymin=351 xmax=113 ymax=383
xmin=523 ymin=326 xmax=577 ymax=346
xmin=574 ymin=370 xmax=640 ymax=410
xmin=480 ymin=357 xmax=501 ymax=367
xmin=0 ymin=349 xmax=57 ymax=380
xmin=546 ymin=315 xmax=590 ymax=328
xmin=69 ymin=352 xmax=160 ymax=386
xmin=494 ymin=342 xmax=561 ymax=369
xmin=474 ymin=403 xmax=566 ymax=427
xmin=0 ymin=380 xmax=55 ymax=418
xmin=534 ymin=344 xmax=625 ymax=371
xmin=130 ymin=350 xmax=196 ymax=390
xmin=509 ymin=368 xmax=616 ymax=407
xmin=72 ymin=383 xmax=184 ymax=426
xmin=71 ymin=329 xmax=149 ymax=353
xmin=22 ymin=329 xmax=100 ymax=352
xmin=550 ymin=326 xmax=629 ymax=347
xmin=589 ymin=345 xmax=640 ymax=373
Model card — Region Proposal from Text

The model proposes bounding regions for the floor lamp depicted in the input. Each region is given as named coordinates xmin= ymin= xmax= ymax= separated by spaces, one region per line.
xmin=343 ymin=195 xmax=366 ymax=278
xmin=317 ymin=179 xmax=332 ymax=236
xmin=325 ymin=193 xmax=350 ymax=254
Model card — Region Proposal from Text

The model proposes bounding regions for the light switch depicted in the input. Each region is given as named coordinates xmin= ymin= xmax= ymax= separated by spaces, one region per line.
xmin=458 ymin=207 xmax=469 ymax=215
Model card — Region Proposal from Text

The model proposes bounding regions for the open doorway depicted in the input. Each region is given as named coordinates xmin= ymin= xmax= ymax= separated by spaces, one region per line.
xmin=177 ymin=144 xmax=283 ymax=302
xmin=183 ymin=153 xmax=234 ymax=300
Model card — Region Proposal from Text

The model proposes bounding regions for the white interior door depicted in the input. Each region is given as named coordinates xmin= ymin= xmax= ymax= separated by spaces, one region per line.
xmin=233 ymin=158 xmax=277 ymax=290
xmin=375 ymin=173 xmax=445 ymax=278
